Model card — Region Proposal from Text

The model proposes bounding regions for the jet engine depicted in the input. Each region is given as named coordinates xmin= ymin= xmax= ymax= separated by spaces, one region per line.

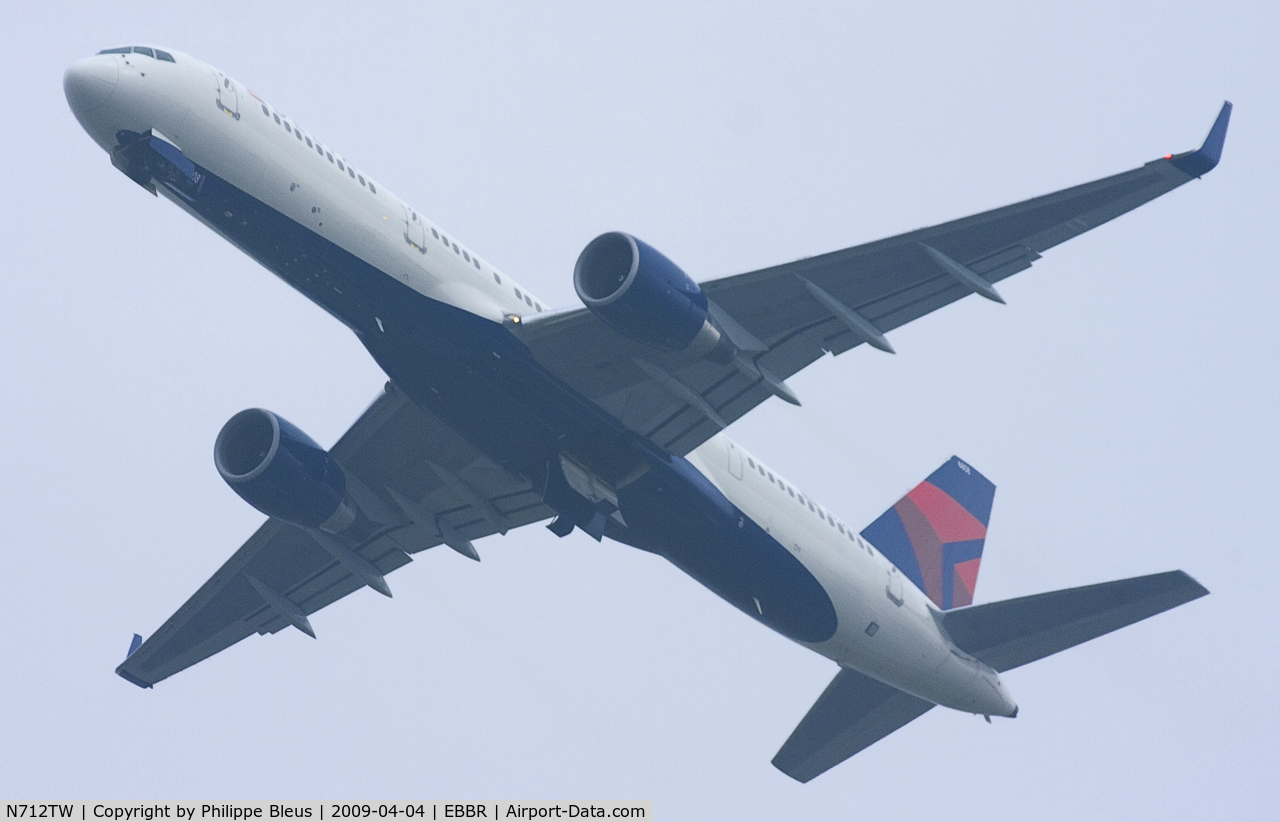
xmin=214 ymin=408 xmax=356 ymax=532
xmin=574 ymin=232 xmax=722 ymax=354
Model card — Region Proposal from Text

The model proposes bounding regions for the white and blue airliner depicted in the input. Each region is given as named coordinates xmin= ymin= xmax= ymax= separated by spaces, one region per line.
xmin=65 ymin=45 xmax=1226 ymax=781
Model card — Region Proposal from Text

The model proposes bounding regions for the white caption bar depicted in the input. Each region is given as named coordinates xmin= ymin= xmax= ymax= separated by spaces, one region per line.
xmin=2 ymin=803 xmax=652 ymax=821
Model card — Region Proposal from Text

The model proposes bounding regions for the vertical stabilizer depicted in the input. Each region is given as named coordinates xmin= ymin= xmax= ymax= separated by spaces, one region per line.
xmin=861 ymin=456 xmax=994 ymax=610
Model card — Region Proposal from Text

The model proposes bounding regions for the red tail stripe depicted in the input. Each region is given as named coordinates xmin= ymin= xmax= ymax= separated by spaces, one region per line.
xmin=906 ymin=481 xmax=988 ymax=544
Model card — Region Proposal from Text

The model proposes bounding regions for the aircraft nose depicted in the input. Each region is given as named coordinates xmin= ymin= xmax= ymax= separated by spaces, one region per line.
xmin=64 ymin=56 xmax=119 ymax=116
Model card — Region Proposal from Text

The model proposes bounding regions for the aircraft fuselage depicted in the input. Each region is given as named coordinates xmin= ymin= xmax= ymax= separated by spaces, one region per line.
xmin=66 ymin=47 xmax=1018 ymax=718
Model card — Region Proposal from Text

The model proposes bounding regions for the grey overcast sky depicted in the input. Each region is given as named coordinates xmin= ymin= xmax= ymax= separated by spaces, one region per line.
xmin=2 ymin=1 xmax=1276 ymax=818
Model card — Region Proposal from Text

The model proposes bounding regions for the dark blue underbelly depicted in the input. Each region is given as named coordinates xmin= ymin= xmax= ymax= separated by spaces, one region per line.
xmin=612 ymin=457 xmax=838 ymax=643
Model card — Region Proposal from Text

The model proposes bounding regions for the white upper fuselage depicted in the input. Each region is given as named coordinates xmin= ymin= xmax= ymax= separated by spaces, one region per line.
xmin=66 ymin=46 xmax=1016 ymax=718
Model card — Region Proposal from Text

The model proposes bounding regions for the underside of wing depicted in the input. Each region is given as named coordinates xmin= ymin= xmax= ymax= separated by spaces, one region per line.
xmin=519 ymin=104 xmax=1231 ymax=457
xmin=116 ymin=384 xmax=554 ymax=688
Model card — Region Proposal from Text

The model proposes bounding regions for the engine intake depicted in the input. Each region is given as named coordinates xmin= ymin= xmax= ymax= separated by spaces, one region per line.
xmin=215 ymin=408 xmax=354 ymax=531
xmin=574 ymin=232 xmax=719 ymax=352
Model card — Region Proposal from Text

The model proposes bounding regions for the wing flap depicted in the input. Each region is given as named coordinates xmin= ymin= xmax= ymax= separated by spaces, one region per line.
xmin=941 ymin=570 xmax=1209 ymax=673
xmin=773 ymin=666 xmax=934 ymax=783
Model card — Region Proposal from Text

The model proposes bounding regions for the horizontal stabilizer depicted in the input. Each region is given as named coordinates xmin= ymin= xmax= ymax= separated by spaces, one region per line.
xmin=772 ymin=667 xmax=934 ymax=783
xmin=942 ymin=570 xmax=1208 ymax=672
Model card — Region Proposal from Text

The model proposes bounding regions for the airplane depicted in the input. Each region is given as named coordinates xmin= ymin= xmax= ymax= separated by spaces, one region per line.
xmin=64 ymin=45 xmax=1226 ymax=782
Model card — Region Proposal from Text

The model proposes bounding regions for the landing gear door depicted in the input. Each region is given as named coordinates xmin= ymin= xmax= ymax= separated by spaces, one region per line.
xmin=214 ymin=71 xmax=240 ymax=120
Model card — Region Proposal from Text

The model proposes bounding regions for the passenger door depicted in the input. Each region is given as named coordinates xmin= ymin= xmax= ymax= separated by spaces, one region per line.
xmin=214 ymin=71 xmax=239 ymax=119
xmin=403 ymin=206 xmax=427 ymax=253
xmin=885 ymin=565 xmax=905 ymax=607
xmin=726 ymin=440 xmax=744 ymax=480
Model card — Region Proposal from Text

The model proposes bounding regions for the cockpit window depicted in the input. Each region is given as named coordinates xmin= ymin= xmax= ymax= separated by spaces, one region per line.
xmin=132 ymin=47 xmax=155 ymax=58
xmin=98 ymin=47 xmax=131 ymax=55
xmin=155 ymin=50 xmax=175 ymax=62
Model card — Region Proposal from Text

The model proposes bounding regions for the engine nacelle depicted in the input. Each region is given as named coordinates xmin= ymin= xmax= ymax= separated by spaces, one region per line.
xmin=574 ymin=232 xmax=720 ymax=352
xmin=214 ymin=408 xmax=354 ymax=531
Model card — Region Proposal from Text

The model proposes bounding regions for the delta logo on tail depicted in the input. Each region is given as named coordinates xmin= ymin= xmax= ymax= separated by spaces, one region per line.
xmin=861 ymin=457 xmax=995 ymax=610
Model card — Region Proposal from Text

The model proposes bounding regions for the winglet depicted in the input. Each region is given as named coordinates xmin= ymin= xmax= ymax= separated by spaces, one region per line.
xmin=1169 ymin=101 xmax=1232 ymax=177
xmin=127 ymin=633 xmax=143 ymax=658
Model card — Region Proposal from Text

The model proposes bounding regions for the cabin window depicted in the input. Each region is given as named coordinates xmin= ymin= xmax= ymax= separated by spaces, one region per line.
xmin=838 ymin=523 xmax=845 ymax=534
xmin=432 ymin=228 xmax=439 ymax=239
xmin=337 ymin=159 xmax=345 ymax=170
xmin=369 ymin=182 xmax=376 ymax=194
xmin=441 ymin=234 xmax=449 ymax=245
xmin=474 ymin=259 xmax=482 ymax=270
xmin=535 ymin=302 xmax=542 ymax=311
xmin=274 ymin=113 xmax=281 ymax=125
xmin=767 ymin=471 xmax=774 ymax=481
xmin=133 ymin=47 xmax=154 ymax=58
xmin=305 ymin=137 xmax=313 ymax=147
xmin=747 ymin=457 xmax=755 ymax=469
xmin=463 ymin=250 xmax=471 ymax=262
xmin=349 ymin=168 xmax=356 ymax=178
xmin=284 ymin=122 xmax=291 ymax=134
xmin=493 ymin=273 xmax=502 ymax=284
xmin=316 ymin=143 xmax=324 ymax=156
xmin=262 ymin=105 xmax=270 ymax=116
xmin=807 ymin=501 xmax=815 ymax=512
xmin=155 ymin=50 xmax=175 ymax=62
xmin=358 ymin=174 xmax=365 ymax=185
xmin=787 ymin=487 xmax=794 ymax=498
xmin=452 ymin=242 xmax=460 ymax=254
xmin=295 ymin=129 xmax=303 ymax=141
xmin=515 ymin=288 xmax=523 ymax=300
xmin=525 ymin=295 xmax=533 ymax=307
xmin=326 ymin=152 xmax=334 ymax=163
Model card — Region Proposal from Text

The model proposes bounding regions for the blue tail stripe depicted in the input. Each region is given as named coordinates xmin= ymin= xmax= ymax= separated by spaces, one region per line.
xmin=926 ymin=456 xmax=996 ymax=525
xmin=860 ymin=507 xmax=925 ymax=593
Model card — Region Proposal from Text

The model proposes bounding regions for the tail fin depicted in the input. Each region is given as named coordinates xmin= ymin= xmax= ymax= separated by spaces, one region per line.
xmin=860 ymin=456 xmax=995 ymax=610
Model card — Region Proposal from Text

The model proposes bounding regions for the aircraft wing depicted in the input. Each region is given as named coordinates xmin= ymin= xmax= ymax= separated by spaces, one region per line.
xmin=115 ymin=383 xmax=554 ymax=688
xmin=518 ymin=103 xmax=1231 ymax=457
